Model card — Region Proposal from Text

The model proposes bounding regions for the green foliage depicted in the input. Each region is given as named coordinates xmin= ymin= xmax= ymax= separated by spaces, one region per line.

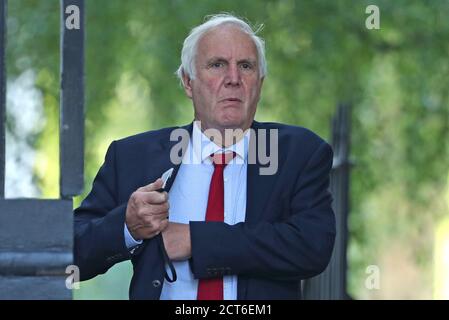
xmin=6 ymin=0 xmax=449 ymax=299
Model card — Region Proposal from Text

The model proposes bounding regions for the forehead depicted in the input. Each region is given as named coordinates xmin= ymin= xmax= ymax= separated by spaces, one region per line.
xmin=196 ymin=25 xmax=258 ymax=60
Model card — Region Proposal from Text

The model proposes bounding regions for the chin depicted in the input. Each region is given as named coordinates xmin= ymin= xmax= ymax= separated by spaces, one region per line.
xmin=216 ymin=118 xmax=246 ymax=130
xmin=217 ymin=111 xmax=247 ymax=128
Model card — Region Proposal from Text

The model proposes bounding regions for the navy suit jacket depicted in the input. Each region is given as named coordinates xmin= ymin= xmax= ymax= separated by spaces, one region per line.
xmin=74 ymin=121 xmax=336 ymax=300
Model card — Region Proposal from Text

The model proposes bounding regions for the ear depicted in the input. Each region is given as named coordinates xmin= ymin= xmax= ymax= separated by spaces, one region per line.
xmin=182 ymin=71 xmax=193 ymax=99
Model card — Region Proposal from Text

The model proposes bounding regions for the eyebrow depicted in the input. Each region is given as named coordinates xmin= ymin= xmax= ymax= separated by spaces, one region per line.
xmin=205 ymin=57 xmax=257 ymax=65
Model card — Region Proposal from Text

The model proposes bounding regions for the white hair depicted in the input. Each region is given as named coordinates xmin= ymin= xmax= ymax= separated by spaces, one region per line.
xmin=175 ymin=13 xmax=267 ymax=84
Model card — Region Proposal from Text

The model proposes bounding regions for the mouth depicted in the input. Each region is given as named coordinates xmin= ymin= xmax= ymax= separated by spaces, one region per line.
xmin=220 ymin=98 xmax=242 ymax=103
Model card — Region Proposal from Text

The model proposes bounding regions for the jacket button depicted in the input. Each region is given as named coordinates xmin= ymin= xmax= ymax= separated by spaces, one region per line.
xmin=152 ymin=280 xmax=161 ymax=288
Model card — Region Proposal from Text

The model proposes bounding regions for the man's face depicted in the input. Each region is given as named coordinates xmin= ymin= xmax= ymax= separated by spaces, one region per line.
xmin=183 ymin=25 xmax=264 ymax=132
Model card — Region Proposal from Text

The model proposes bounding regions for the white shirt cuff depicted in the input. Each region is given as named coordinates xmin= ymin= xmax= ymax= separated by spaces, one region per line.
xmin=124 ymin=223 xmax=143 ymax=249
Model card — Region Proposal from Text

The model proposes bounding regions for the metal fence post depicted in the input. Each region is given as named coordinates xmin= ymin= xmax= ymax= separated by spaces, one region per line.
xmin=302 ymin=104 xmax=352 ymax=300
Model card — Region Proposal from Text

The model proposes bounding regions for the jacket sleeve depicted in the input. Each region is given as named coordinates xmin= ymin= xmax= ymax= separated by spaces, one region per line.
xmin=189 ymin=141 xmax=336 ymax=281
xmin=73 ymin=141 xmax=132 ymax=281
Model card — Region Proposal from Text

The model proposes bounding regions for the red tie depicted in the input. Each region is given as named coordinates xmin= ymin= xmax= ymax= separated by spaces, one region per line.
xmin=197 ymin=152 xmax=236 ymax=300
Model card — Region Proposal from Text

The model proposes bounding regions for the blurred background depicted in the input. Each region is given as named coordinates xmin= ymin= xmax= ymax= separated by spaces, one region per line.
xmin=3 ymin=0 xmax=449 ymax=299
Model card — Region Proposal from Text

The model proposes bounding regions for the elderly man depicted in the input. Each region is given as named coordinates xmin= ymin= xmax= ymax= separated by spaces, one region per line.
xmin=74 ymin=14 xmax=336 ymax=300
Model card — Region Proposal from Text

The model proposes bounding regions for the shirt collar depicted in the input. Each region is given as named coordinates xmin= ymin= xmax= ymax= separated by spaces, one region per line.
xmin=191 ymin=121 xmax=250 ymax=164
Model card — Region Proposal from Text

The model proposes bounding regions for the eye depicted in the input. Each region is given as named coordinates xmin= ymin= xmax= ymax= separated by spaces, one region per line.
xmin=240 ymin=62 xmax=253 ymax=70
xmin=210 ymin=62 xmax=224 ymax=68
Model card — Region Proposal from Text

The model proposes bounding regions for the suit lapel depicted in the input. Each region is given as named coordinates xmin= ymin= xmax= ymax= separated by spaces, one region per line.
xmin=238 ymin=121 xmax=281 ymax=299
xmin=245 ymin=121 xmax=279 ymax=225
xmin=133 ymin=123 xmax=193 ymax=299
xmin=144 ymin=122 xmax=193 ymax=193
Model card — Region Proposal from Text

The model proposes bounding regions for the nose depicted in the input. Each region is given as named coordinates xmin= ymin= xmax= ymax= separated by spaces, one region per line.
xmin=224 ymin=64 xmax=241 ymax=87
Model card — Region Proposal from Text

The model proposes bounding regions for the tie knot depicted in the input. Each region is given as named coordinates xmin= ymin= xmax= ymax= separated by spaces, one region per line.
xmin=211 ymin=152 xmax=236 ymax=167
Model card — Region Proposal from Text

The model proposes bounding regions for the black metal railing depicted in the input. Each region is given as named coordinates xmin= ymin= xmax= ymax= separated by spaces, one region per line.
xmin=302 ymin=104 xmax=352 ymax=300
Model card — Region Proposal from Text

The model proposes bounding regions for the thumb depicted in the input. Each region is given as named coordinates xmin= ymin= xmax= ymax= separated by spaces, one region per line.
xmin=139 ymin=178 xmax=164 ymax=192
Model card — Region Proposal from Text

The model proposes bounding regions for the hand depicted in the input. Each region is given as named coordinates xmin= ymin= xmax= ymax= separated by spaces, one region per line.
xmin=125 ymin=178 xmax=169 ymax=241
xmin=162 ymin=222 xmax=191 ymax=261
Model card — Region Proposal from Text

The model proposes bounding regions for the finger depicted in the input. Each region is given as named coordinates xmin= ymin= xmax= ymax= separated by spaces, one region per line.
xmin=139 ymin=209 xmax=168 ymax=222
xmin=151 ymin=202 xmax=170 ymax=215
xmin=146 ymin=230 xmax=161 ymax=239
xmin=139 ymin=221 xmax=168 ymax=238
xmin=159 ymin=219 xmax=169 ymax=231
xmin=138 ymin=191 xmax=168 ymax=205
xmin=142 ymin=210 xmax=169 ymax=223
xmin=135 ymin=227 xmax=160 ymax=240
xmin=138 ymin=178 xmax=164 ymax=192
xmin=146 ymin=202 xmax=169 ymax=215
